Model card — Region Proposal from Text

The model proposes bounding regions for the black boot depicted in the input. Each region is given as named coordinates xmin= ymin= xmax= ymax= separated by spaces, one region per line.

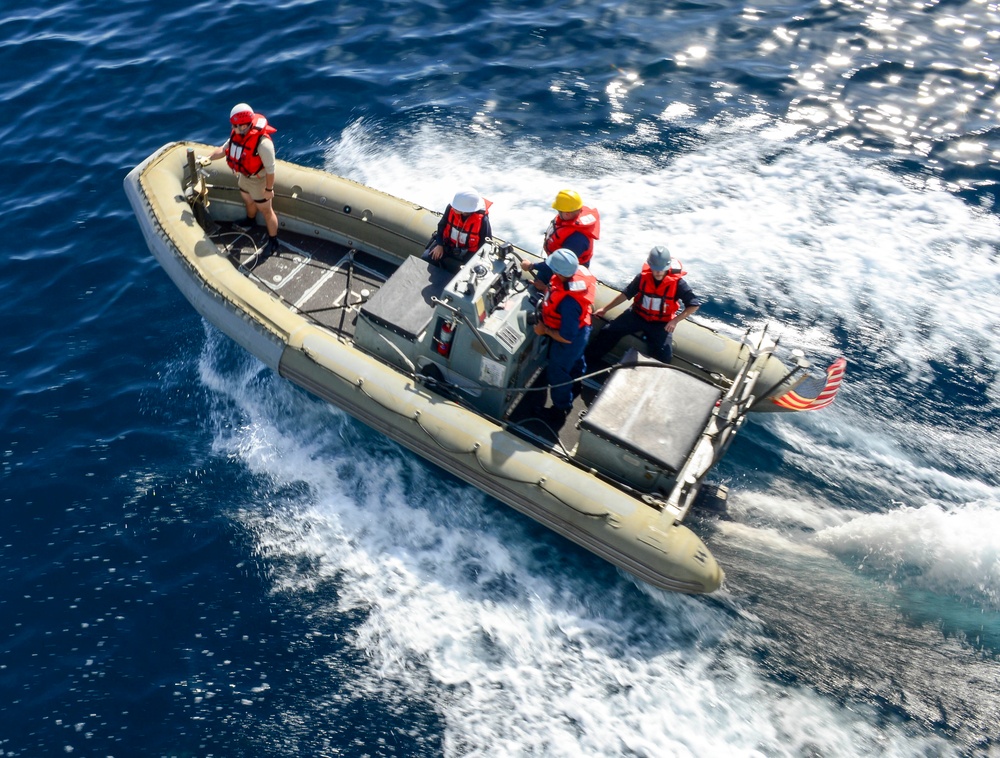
xmin=540 ymin=405 xmax=570 ymax=427
xmin=235 ymin=215 xmax=256 ymax=229
xmin=266 ymin=235 xmax=280 ymax=255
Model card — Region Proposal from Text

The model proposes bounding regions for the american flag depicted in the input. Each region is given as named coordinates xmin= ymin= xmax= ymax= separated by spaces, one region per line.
xmin=772 ymin=357 xmax=846 ymax=411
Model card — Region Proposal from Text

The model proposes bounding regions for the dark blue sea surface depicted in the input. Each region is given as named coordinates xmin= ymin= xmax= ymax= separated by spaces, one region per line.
xmin=2 ymin=0 xmax=999 ymax=755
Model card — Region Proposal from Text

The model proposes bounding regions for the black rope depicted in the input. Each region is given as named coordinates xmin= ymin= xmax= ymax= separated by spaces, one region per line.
xmin=417 ymin=356 xmax=725 ymax=396
xmin=418 ymin=362 xmax=620 ymax=394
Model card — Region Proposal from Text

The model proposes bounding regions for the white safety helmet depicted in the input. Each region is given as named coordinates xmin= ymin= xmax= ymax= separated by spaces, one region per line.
xmin=451 ymin=188 xmax=485 ymax=214
xmin=548 ymin=248 xmax=579 ymax=277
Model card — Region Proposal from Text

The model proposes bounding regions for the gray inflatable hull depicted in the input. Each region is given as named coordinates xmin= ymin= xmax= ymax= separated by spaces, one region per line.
xmin=124 ymin=141 xmax=815 ymax=594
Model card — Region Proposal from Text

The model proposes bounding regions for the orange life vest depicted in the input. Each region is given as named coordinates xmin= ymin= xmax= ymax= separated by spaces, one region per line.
xmin=442 ymin=200 xmax=492 ymax=255
xmin=541 ymin=267 xmax=597 ymax=331
xmin=225 ymin=113 xmax=276 ymax=177
xmin=632 ymin=262 xmax=686 ymax=322
xmin=543 ymin=206 xmax=601 ymax=265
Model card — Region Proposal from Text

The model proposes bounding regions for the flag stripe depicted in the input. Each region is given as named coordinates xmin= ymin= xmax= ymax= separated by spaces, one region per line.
xmin=772 ymin=357 xmax=846 ymax=411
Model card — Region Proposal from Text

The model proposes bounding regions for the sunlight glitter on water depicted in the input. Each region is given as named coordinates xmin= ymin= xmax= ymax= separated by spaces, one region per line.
xmin=763 ymin=0 xmax=1000 ymax=175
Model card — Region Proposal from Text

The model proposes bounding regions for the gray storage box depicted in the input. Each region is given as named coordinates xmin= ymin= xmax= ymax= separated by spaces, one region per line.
xmin=355 ymin=256 xmax=451 ymax=366
xmin=576 ymin=364 xmax=722 ymax=492
xmin=359 ymin=255 xmax=451 ymax=341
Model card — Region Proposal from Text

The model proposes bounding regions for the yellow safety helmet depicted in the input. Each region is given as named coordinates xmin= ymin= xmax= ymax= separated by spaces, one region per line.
xmin=551 ymin=189 xmax=583 ymax=213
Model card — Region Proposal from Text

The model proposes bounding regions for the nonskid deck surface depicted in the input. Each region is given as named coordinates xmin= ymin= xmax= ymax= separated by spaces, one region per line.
xmin=209 ymin=221 xmax=392 ymax=338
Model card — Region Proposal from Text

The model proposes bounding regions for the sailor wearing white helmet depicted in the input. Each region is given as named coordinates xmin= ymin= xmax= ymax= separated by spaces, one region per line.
xmin=423 ymin=188 xmax=493 ymax=273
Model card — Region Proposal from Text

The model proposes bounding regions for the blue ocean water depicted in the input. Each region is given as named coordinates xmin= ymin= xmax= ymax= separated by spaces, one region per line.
xmin=2 ymin=0 xmax=999 ymax=755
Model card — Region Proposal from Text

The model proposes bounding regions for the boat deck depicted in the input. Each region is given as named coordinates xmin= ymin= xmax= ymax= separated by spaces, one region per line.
xmin=208 ymin=221 xmax=597 ymax=453
xmin=211 ymin=221 xmax=393 ymax=339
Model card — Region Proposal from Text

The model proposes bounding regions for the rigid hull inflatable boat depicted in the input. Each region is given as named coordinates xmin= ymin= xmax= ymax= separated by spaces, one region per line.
xmin=125 ymin=142 xmax=845 ymax=595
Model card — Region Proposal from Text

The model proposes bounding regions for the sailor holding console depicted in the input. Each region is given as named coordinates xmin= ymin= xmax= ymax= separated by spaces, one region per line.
xmin=528 ymin=248 xmax=598 ymax=420
xmin=523 ymin=188 xmax=601 ymax=291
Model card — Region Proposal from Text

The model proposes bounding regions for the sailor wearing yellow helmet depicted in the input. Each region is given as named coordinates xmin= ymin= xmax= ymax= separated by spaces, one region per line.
xmin=520 ymin=188 xmax=601 ymax=290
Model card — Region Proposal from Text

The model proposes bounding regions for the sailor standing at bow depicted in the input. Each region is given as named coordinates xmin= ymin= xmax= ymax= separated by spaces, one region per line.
xmin=423 ymin=188 xmax=493 ymax=273
xmin=201 ymin=103 xmax=281 ymax=257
